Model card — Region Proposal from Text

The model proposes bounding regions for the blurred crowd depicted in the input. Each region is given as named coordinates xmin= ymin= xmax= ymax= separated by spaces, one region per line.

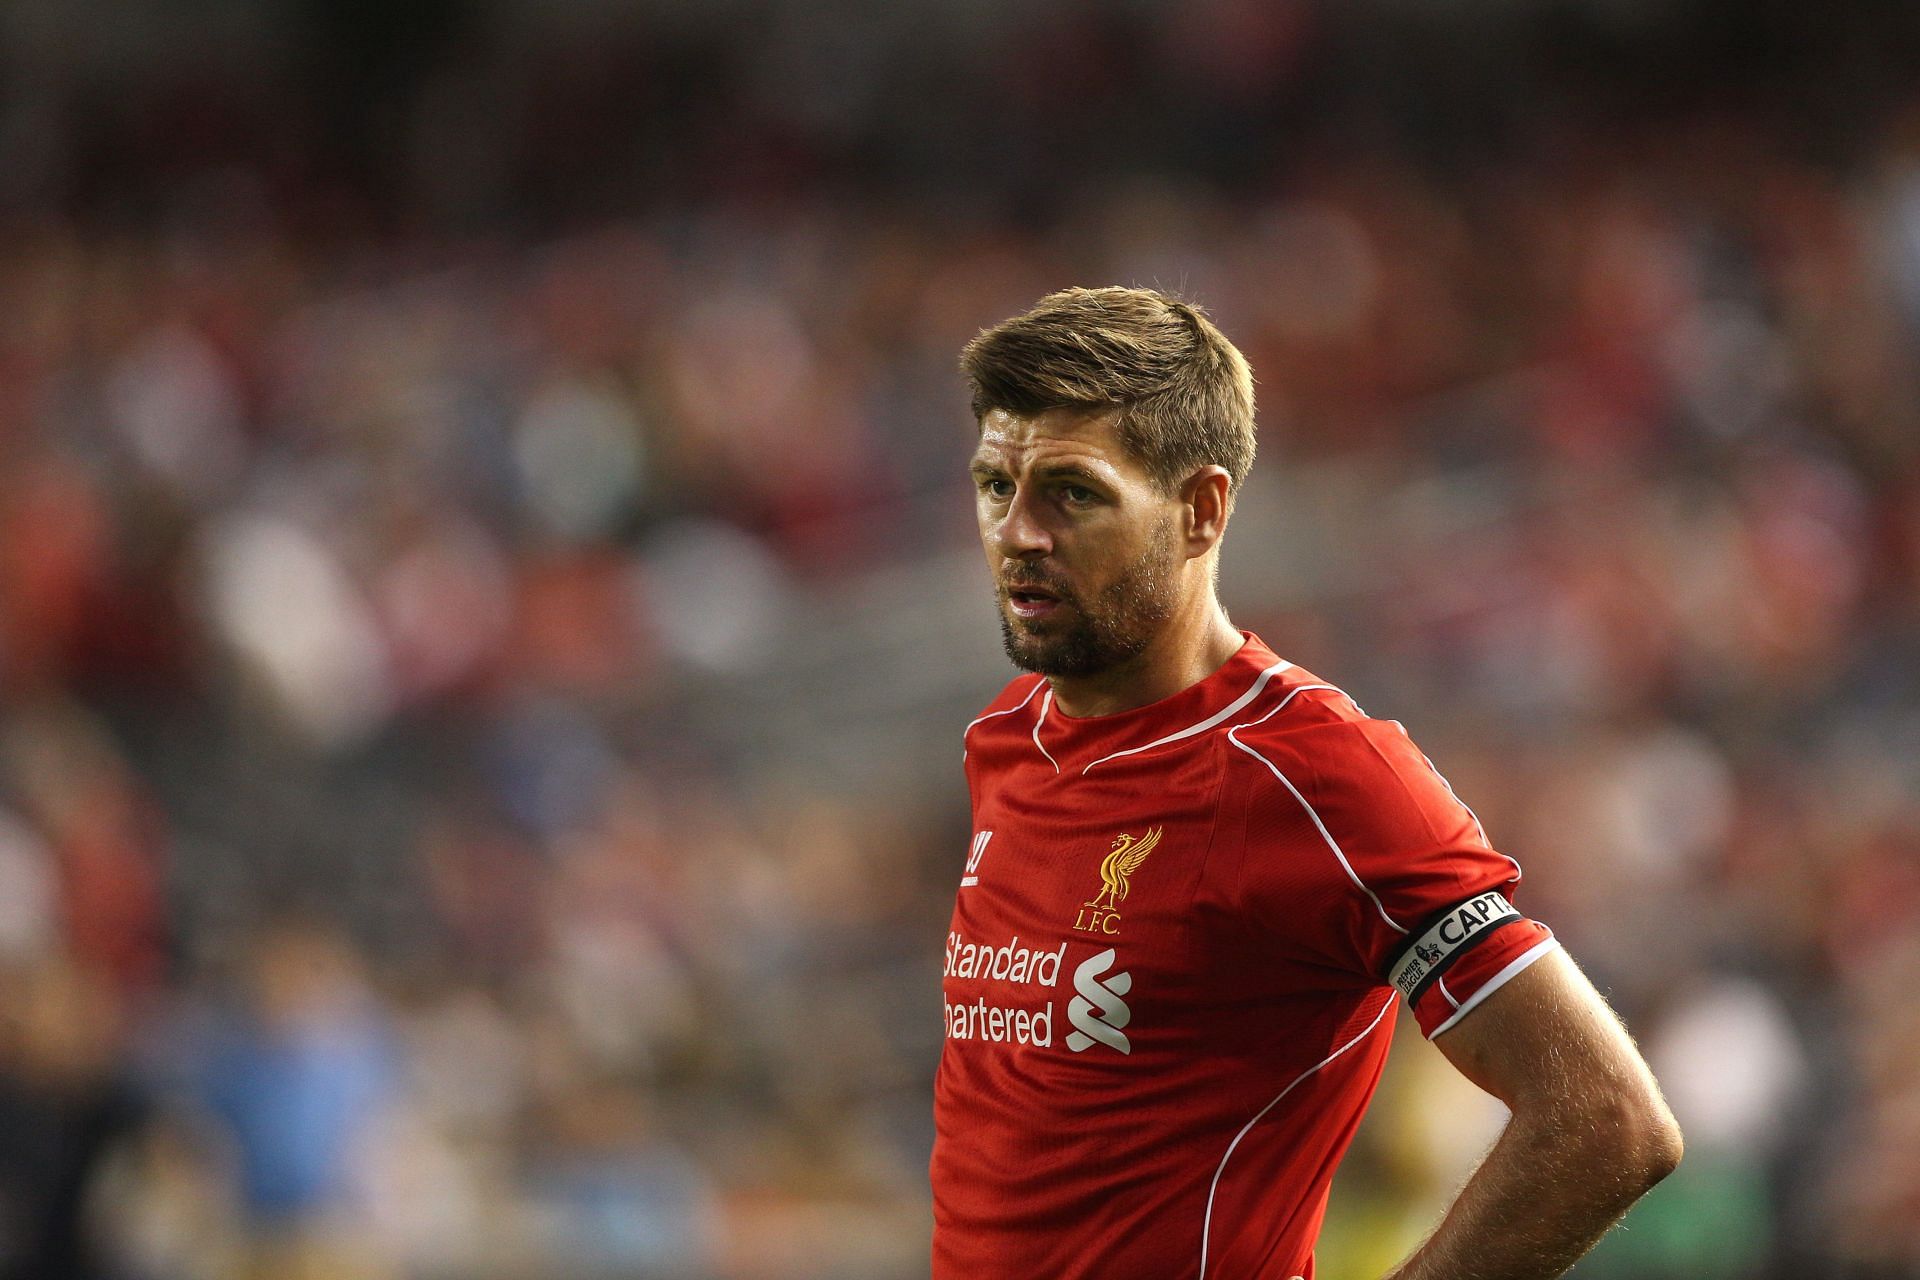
xmin=4 ymin=1 xmax=1920 ymax=1278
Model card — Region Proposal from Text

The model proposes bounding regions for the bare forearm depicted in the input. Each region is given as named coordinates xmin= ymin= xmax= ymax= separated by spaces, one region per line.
xmin=1383 ymin=1102 xmax=1681 ymax=1280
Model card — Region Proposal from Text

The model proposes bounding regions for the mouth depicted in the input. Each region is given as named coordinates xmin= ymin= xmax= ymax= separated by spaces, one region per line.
xmin=1003 ymin=582 xmax=1065 ymax=622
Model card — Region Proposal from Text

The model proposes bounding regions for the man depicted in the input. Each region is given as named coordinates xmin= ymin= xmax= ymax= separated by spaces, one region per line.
xmin=931 ymin=287 xmax=1681 ymax=1279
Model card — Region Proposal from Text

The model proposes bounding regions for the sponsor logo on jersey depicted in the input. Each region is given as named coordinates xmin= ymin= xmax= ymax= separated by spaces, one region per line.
xmin=1387 ymin=890 xmax=1522 ymax=1003
xmin=1065 ymin=948 xmax=1133 ymax=1054
xmin=1073 ymin=827 xmax=1162 ymax=935
xmin=960 ymin=830 xmax=992 ymax=887
xmin=942 ymin=931 xmax=1067 ymax=1048
xmin=944 ymin=932 xmax=1065 ymax=985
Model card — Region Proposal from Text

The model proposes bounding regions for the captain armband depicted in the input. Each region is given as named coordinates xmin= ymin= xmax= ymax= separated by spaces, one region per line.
xmin=1384 ymin=890 xmax=1524 ymax=1007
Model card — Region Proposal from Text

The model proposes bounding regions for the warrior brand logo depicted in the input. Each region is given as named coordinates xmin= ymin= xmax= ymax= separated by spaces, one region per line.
xmin=1073 ymin=827 xmax=1162 ymax=935
xmin=1388 ymin=890 xmax=1522 ymax=1003
xmin=960 ymin=831 xmax=992 ymax=887
xmin=1065 ymin=948 xmax=1133 ymax=1054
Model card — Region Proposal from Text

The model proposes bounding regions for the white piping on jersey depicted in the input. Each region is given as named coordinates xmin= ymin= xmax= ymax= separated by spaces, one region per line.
xmin=1415 ymin=743 xmax=1521 ymax=886
xmin=1437 ymin=974 xmax=1461 ymax=1010
xmin=1428 ymin=935 xmax=1559 ymax=1039
xmin=961 ymin=678 xmax=1047 ymax=760
xmin=1077 ymin=661 xmax=1294 ymax=775
xmin=1225 ymin=689 xmax=1411 ymax=936
xmin=1225 ymin=681 xmax=1344 ymax=734
xmin=1199 ymin=992 xmax=1394 ymax=1279
xmin=1032 ymin=687 xmax=1060 ymax=773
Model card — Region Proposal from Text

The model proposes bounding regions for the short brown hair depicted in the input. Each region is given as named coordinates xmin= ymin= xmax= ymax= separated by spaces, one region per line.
xmin=960 ymin=286 xmax=1256 ymax=495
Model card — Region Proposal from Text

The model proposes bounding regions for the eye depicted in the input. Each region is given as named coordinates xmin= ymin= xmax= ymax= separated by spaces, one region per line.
xmin=979 ymin=477 xmax=1014 ymax=500
xmin=1061 ymin=484 xmax=1098 ymax=505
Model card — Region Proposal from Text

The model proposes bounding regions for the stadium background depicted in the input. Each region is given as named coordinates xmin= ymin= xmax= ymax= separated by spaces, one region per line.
xmin=2 ymin=0 xmax=1917 ymax=1276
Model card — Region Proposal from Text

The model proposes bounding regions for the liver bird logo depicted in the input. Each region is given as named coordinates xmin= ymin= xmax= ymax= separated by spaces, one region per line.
xmin=1083 ymin=827 xmax=1163 ymax=913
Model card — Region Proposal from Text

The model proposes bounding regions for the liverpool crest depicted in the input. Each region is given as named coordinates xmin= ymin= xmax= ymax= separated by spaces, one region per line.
xmin=1073 ymin=827 xmax=1163 ymax=935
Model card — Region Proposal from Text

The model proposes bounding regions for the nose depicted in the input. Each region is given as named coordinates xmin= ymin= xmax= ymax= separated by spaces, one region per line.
xmin=992 ymin=488 xmax=1052 ymax=561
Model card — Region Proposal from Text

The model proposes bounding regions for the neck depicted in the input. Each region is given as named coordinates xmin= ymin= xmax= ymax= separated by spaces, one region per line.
xmin=1048 ymin=596 xmax=1245 ymax=718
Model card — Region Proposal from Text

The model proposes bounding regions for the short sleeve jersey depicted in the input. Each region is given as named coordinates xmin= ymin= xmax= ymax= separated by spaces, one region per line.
xmin=931 ymin=633 xmax=1558 ymax=1280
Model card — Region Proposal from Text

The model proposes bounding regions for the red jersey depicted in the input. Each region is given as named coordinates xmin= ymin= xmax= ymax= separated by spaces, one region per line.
xmin=931 ymin=633 xmax=1557 ymax=1279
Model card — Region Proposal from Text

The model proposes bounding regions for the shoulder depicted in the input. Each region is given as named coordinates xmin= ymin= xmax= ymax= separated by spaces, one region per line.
xmin=1224 ymin=676 xmax=1465 ymax=839
xmin=962 ymin=675 xmax=1048 ymax=753
xmin=1221 ymin=670 xmax=1375 ymax=781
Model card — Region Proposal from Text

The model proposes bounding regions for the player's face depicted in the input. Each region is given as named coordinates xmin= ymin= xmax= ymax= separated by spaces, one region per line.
xmin=970 ymin=408 xmax=1187 ymax=679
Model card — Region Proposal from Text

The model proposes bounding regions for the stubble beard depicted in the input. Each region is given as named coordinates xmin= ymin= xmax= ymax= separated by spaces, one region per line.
xmin=997 ymin=518 xmax=1182 ymax=680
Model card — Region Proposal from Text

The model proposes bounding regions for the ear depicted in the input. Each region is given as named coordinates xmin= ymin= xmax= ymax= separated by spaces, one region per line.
xmin=1179 ymin=466 xmax=1233 ymax=559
